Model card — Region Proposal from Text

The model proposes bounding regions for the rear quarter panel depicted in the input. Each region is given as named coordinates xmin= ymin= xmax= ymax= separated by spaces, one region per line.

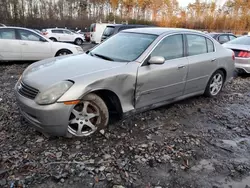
xmin=215 ymin=43 xmax=235 ymax=82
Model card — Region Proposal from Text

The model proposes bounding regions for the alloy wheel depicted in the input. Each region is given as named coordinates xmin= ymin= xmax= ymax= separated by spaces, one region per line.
xmin=68 ymin=101 xmax=101 ymax=137
xmin=209 ymin=73 xmax=223 ymax=96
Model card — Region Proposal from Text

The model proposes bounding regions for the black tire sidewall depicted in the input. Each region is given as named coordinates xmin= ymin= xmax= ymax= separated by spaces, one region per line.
xmin=204 ymin=70 xmax=225 ymax=97
xmin=55 ymin=50 xmax=72 ymax=57
xmin=75 ymin=38 xmax=83 ymax=45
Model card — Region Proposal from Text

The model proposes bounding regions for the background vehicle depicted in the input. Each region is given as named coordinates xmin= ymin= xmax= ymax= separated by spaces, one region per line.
xmin=90 ymin=23 xmax=109 ymax=43
xmin=101 ymin=24 xmax=152 ymax=42
xmin=209 ymin=33 xmax=237 ymax=44
xmin=0 ymin=27 xmax=83 ymax=61
xmin=223 ymin=35 xmax=250 ymax=74
xmin=15 ymin=28 xmax=234 ymax=137
xmin=42 ymin=28 xmax=85 ymax=45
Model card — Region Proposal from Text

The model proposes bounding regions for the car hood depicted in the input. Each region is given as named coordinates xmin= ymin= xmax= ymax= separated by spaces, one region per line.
xmin=22 ymin=54 xmax=126 ymax=90
xmin=223 ymin=43 xmax=250 ymax=51
xmin=50 ymin=41 xmax=78 ymax=49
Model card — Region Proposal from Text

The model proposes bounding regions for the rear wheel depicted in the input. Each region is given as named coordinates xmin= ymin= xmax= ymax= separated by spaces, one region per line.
xmin=49 ymin=37 xmax=57 ymax=42
xmin=55 ymin=49 xmax=72 ymax=57
xmin=75 ymin=38 xmax=83 ymax=45
xmin=204 ymin=70 xmax=225 ymax=97
xmin=67 ymin=94 xmax=109 ymax=137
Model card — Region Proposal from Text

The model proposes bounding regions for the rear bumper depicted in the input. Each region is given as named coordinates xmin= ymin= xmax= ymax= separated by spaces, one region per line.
xmin=235 ymin=58 xmax=250 ymax=73
xmin=14 ymin=84 xmax=73 ymax=136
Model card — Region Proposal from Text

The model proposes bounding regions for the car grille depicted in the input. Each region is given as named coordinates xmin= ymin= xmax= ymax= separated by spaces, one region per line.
xmin=18 ymin=81 xmax=39 ymax=99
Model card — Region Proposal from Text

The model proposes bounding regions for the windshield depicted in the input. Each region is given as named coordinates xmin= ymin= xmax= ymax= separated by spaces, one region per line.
xmin=103 ymin=26 xmax=115 ymax=37
xmin=227 ymin=36 xmax=250 ymax=45
xmin=90 ymin=32 xmax=157 ymax=62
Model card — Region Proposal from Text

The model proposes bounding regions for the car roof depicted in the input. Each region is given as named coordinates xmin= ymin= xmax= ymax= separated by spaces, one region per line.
xmin=0 ymin=26 xmax=35 ymax=31
xmin=122 ymin=27 xmax=203 ymax=36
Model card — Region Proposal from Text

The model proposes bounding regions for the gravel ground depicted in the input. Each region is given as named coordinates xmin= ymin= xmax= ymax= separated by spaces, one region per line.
xmin=0 ymin=60 xmax=250 ymax=188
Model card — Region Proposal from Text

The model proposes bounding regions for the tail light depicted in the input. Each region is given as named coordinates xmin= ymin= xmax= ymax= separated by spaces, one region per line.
xmin=238 ymin=50 xmax=250 ymax=58
xmin=232 ymin=52 xmax=235 ymax=60
xmin=42 ymin=32 xmax=48 ymax=35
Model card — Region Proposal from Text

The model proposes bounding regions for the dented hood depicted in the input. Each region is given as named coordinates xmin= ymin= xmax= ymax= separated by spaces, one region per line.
xmin=22 ymin=54 xmax=126 ymax=90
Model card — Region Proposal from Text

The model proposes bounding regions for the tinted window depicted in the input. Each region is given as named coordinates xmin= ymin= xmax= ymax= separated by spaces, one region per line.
xmin=151 ymin=34 xmax=184 ymax=60
xmin=64 ymin=30 xmax=72 ymax=34
xmin=18 ymin=29 xmax=43 ymax=41
xmin=206 ymin=39 xmax=214 ymax=53
xmin=52 ymin=30 xmax=63 ymax=34
xmin=90 ymin=24 xmax=96 ymax=32
xmin=0 ymin=28 xmax=16 ymax=39
xmin=90 ymin=32 xmax=157 ymax=62
xmin=229 ymin=35 xmax=236 ymax=40
xmin=187 ymin=35 xmax=207 ymax=56
xmin=218 ymin=35 xmax=229 ymax=43
xmin=103 ymin=26 xmax=115 ymax=36
xmin=227 ymin=36 xmax=250 ymax=45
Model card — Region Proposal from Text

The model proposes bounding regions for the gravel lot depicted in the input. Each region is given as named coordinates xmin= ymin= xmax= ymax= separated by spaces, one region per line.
xmin=1 ymin=50 xmax=250 ymax=187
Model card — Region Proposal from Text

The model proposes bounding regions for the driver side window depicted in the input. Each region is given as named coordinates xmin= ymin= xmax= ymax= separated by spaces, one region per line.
xmin=18 ymin=29 xmax=43 ymax=41
xmin=151 ymin=34 xmax=184 ymax=60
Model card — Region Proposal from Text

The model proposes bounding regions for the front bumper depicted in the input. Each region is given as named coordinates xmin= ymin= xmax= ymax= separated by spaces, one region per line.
xmin=14 ymin=84 xmax=73 ymax=136
xmin=235 ymin=58 xmax=250 ymax=73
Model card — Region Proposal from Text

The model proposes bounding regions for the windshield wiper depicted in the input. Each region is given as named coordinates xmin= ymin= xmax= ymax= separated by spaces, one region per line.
xmin=92 ymin=53 xmax=114 ymax=61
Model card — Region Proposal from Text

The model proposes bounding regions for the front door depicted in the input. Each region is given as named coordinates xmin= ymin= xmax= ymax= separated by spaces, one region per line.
xmin=17 ymin=29 xmax=52 ymax=61
xmin=135 ymin=34 xmax=188 ymax=109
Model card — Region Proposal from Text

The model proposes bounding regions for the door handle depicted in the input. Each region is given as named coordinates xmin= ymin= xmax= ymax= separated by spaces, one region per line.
xmin=178 ymin=65 xmax=186 ymax=69
xmin=211 ymin=58 xmax=217 ymax=62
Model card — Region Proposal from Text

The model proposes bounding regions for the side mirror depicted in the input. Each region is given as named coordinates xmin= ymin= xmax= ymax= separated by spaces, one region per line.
xmin=148 ymin=56 xmax=165 ymax=65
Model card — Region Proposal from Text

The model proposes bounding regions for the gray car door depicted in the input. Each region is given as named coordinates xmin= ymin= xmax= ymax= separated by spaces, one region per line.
xmin=135 ymin=34 xmax=188 ymax=109
xmin=184 ymin=34 xmax=216 ymax=95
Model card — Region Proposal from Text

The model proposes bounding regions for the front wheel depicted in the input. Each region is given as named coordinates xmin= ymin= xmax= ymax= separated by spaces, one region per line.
xmin=204 ymin=70 xmax=225 ymax=97
xmin=75 ymin=38 xmax=83 ymax=45
xmin=67 ymin=94 xmax=109 ymax=137
xmin=55 ymin=49 xmax=72 ymax=57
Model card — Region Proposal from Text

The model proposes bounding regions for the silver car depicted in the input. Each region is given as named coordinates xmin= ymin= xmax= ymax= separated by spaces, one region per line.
xmin=223 ymin=35 xmax=250 ymax=73
xmin=14 ymin=28 xmax=235 ymax=137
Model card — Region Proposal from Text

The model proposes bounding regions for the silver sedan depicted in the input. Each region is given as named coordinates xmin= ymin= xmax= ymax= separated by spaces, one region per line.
xmin=223 ymin=35 xmax=250 ymax=73
xmin=15 ymin=28 xmax=235 ymax=137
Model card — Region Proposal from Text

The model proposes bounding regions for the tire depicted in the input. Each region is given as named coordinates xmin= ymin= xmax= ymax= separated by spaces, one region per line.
xmin=67 ymin=93 xmax=109 ymax=137
xmin=204 ymin=70 xmax=225 ymax=97
xmin=49 ymin=37 xmax=57 ymax=42
xmin=75 ymin=38 xmax=83 ymax=45
xmin=55 ymin=49 xmax=72 ymax=57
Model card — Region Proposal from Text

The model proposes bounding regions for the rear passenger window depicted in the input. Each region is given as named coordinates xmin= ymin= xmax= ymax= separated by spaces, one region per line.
xmin=0 ymin=28 xmax=16 ymax=39
xmin=187 ymin=35 xmax=207 ymax=56
xmin=52 ymin=30 xmax=63 ymax=34
xmin=229 ymin=35 xmax=236 ymax=40
xmin=151 ymin=34 xmax=184 ymax=60
xmin=206 ymin=39 xmax=214 ymax=53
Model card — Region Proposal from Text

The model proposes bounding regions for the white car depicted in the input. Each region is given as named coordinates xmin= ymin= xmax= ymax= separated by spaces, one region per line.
xmin=42 ymin=28 xmax=85 ymax=45
xmin=90 ymin=23 xmax=109 ymax=43
xmin=0 ymin=27 xmax=84 ymax=61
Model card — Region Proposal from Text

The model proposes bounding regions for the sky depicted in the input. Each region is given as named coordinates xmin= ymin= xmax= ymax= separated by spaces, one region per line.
xmin=178 ymin=0 xmax=228 ymax=8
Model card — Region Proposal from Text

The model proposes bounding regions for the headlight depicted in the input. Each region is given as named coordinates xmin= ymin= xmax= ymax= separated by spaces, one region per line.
xmin=76 ymin=46 xmax=83 ymax=53
xmin=35 ymin=81 xmax=73 ymax=105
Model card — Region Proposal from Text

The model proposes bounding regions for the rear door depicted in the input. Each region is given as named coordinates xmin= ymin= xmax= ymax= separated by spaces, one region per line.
xmin=184 ymin=34 xmax=216 ymax=94
xmin=17 ymin=29 xmax=52 ymax=60
xmin=51 ymin=29 xmax=65 ymax=41
xmin=0 ymin=28 xmax=21 ymax=60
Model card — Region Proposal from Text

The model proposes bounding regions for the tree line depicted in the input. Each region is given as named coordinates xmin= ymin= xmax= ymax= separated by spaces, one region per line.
xmin=0 ymin=0 xmax=249 ymax=33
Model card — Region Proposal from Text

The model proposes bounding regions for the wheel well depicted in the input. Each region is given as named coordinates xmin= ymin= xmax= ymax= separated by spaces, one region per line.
xmin=217 ymin=68 xmax=227 ymax=81
xmin=92 ymin=90 xmax=123 ymax=120
xmin=55 ymin=49 xmax=72 ymax=57
xmin=75 ymin=38 xmax=83 ymax=41
xmin=49 ymin=37 xmax=57 ymax=40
